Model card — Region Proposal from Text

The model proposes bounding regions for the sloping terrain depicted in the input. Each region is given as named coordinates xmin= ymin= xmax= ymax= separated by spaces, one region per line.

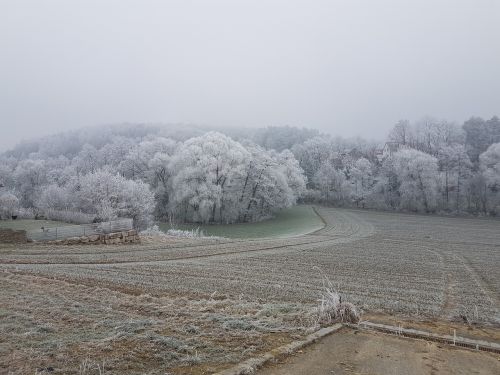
xmin=159 ymin=205 xmax=325 ymax=239
xmin=1 ymin=207 xmax=499 ymax=374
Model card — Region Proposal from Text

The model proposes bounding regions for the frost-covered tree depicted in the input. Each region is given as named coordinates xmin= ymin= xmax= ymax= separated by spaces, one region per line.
xmin=99 ymin=137 xmax=136 ymax=167
xmin=120 ymin=177 xmax=157 ymax=228
xmin=0 ymin=158 xmax=16 ymax=190
xmin=74 ymin=144 xmax=100 ymax=175
xmin=389 ymin=118 xmax=463 ymax=156
xmin=168 ymin=133 xmax=304 ymax=223
xmin=292 ymin=137 xmax=335 ymax=186
xmin=437 ymin=144 xmax=472 ymax=211
xmin=275 ymin=149 xmax=307 ymax=199
xmin=169 ymin=132 xmax=250 ymax=223
xmin=253 ymin=126 xmax=320 ymax=151
xmin=371 ymin=157 xmax=400 ymax=210
xmin=464 ymin=116 xmax=500 ymax=162
xmin=392 ymin=149 xmax=439 ymax=212
xmin=313 ymin=164 xmax=351 ymax=205
xmin=480 ymin=143 xmax=500 ymax=214
xmin=36 ymin=184 xmax=71 ymax=211
xmin=12 ymin=159 xmax=47 ymax=208
xmin=480 ymin=143 xmax=500 ymax=186
xmin=119 ymin=137 xmax=176 ymax=180
xmin=389 ymin=120 xmax=412 ymax=146
xmin=147 ymin=151 xmax=175 ymax=219
xmin=0 ymin=192 xmax=20 ymax=219
xmin=465 ymin=174 xmax=489 ymax=214
xmin=44 ymin=156 xmax=71 ymax=185
xmin=72 ymin=170 xmax=155 ymax=228
xmin=237 ymin=144 xmax=277 ymax=222
xmin=350 ymin=158 xmax=374 ymax=208
xmin=2 ymin=121 xmax=499 ymax=221
xmin=239 ymin=145 xmax=299 ymax=222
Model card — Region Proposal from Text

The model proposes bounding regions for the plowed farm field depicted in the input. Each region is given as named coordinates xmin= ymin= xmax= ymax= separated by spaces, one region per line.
xmin=1 ymin=207 xmax=499 ymax=374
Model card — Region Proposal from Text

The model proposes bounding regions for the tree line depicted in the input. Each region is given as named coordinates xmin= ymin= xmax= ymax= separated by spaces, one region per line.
xmin=0 ymin=117 xmax=499 ymax=228
xmin=0 ymin=130 xmax=305 ymax=227
xmin=294 ymin=116 xmax=500 ymax=214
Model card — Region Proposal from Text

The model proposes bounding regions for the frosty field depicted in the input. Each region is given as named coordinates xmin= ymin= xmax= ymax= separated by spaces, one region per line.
xmin=1 ymin=207 xmax=499 ymax=374
xmin=158 ymin=205 xmax=325 ymax=239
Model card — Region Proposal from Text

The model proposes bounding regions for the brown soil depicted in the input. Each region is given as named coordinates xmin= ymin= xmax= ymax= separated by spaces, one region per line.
xmin=257 ymin=328 xmax=500 ymax=375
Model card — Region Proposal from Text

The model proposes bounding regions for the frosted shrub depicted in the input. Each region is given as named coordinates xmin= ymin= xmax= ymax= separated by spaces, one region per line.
xmin=316 ymin=276 xmax=360 ymax=325
xmin=0 ymin=192 xmax=19 ymax=219
xmin=140 ymin=225 xmax=168 ymax=237
xmin=140 ymin=225 xmax=221 ymax=239
xmin=166 ymin=228 xmax=206 ymax=238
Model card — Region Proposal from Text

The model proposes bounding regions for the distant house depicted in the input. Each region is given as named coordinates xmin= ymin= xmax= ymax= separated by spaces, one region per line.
xmin=376 ymin=142 xmax=409 ymax=162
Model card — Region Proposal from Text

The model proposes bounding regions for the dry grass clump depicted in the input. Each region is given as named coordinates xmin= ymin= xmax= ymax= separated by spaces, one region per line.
xmin=78 ymin=358 xmax=107 ymax=375
xmin=316 ymin=275 xmax=360 ymax=325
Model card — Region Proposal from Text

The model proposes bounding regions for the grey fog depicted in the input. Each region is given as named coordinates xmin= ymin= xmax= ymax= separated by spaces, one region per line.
xmin=1 ymin=0 xmax=499 ymax=150
xmin=2 ymin=2 xmax=500 ymax=375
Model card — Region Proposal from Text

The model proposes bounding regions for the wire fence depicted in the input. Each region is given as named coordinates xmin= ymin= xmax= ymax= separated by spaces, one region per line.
xmin=26 ymin=218 xmax=134 ymax=241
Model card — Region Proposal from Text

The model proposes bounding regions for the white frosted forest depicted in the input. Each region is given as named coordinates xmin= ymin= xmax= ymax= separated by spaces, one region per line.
xmin=0 ymin=117 xmax=499 ymax=228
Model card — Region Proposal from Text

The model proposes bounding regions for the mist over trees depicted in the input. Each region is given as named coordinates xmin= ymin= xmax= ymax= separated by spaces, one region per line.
xmin=0 ymin=116 xmax=499 ymax=227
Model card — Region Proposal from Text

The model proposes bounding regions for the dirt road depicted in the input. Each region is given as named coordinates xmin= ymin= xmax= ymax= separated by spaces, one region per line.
xmin=257 ymin=328 xmax=500 ymax=375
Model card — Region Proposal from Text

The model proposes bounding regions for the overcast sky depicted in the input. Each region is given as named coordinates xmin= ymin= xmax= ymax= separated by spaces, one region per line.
xmin=1 ymin=0 xmax=499 ymax=151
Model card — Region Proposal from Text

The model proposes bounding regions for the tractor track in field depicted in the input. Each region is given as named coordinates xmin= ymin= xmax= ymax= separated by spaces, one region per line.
xmin=0 ymin=228 xmax=373 ymax=267
xmin=438 ymin=250 xmax=500 ymax=322
xmin=0 ymin=237 xmax=333 ymax=266
xmin=454 ymin=253 xmax=500 ymax=316
xmin=0 ymin=208 xmax=375 ymax=266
